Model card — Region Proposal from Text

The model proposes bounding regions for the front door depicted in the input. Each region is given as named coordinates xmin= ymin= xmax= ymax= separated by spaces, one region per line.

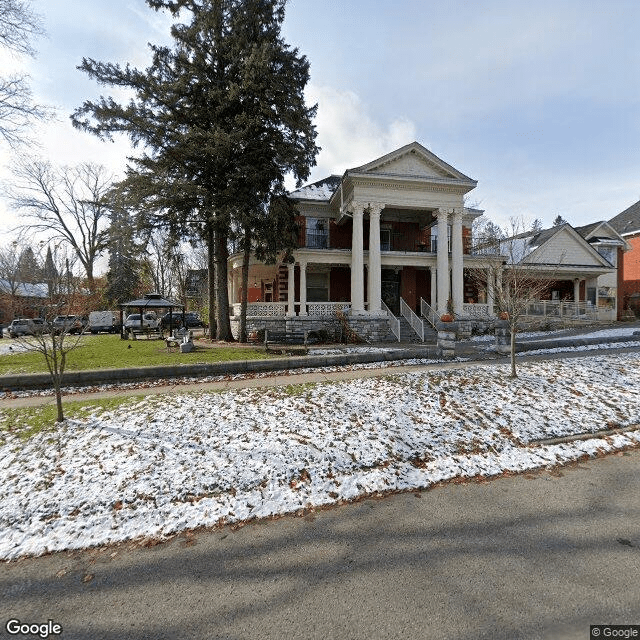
xmin=381 ymin=269 xmax=400 ymax=315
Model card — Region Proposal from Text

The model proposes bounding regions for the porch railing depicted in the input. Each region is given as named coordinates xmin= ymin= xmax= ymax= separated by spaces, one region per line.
xmin=420 ymin=298 xmax=439 ymax=329
xmin=462 ymin=303 xmax=492 ymax=318
xmin=400 ymin=297 xmax=425 ymax=341
xmin=232 ymin=302 xmax=287 ymax=317
xmin=523 ymin=300 xmax=597 ymax=319
xmin=381 ymin=300 xmax=401 ymax=342
xmin=306 ymin=302 xmax=351 ymax=316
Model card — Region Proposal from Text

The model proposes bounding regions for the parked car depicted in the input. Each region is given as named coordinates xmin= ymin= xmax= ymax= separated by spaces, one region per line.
xmin=52 ymin=315 xmax=87 ymax=335
xmin=89 ymin=311 xmax=121 ymax=334
xmin=184 ymin=312 xmax=203 ymax=327
xmin=160 ymin=312 xmax=184 ymax=330
xmin=31 ymin=318 xmax=49 ymax=334
xmin=8 ymin=318 xmax=36 ymax=338
xmin=124 ymin=312 xmax=161 ymax=332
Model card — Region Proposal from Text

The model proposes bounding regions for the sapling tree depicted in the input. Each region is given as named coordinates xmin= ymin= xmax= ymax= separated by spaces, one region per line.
xmin=12 ymin=248 xmax=90 ymax=422
xmin=471 ymin=217 xmax=558 ymax=378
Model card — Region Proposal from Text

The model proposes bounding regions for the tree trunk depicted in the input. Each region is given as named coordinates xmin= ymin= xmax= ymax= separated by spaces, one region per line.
xmin=510 ymin=321 xmax=517 ymax=378
xmin=55 ymin=385 xmax=64 ymax=422
xmin=206 ymin=223 xmax=217 ymax=340
xmin=239 ymin=227 xmax=251 ymax=343
xmin=214 ymin=227 xmax=233 ymax=341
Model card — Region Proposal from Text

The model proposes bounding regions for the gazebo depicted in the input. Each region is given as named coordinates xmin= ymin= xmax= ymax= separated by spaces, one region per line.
xmin=119 ymin=292 xmax=184 ymax=339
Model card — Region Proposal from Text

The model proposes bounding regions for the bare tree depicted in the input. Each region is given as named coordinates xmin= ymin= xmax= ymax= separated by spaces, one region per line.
xmin=8 ymin=159 xmax=113 ymax=290
xmin=0 ymin=0 xmax=51 ymax=148
xmin=11 ymin=246 xmax=89 ymax=422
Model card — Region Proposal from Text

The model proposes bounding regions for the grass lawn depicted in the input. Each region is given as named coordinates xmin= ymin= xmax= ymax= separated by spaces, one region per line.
xmin=0 ymin=334 xmax=272 ymax=375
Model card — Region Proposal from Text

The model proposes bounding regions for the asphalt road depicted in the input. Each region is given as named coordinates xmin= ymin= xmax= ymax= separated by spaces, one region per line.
xmin=2 ymin=449 xmax=639 ymax=640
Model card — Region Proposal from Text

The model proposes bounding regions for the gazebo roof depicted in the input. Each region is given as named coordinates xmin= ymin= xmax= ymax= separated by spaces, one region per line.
xmin=120 ymin=293 xmax=184 ymax=309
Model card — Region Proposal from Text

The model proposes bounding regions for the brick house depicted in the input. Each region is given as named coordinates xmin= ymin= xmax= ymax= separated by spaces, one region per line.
xmin=607 ymin=200 xmax=640 ymax=317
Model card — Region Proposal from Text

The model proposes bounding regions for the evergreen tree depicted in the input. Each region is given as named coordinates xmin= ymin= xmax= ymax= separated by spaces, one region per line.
xmin=72 ymin=0 xmax=318 ymax=341
xmin=16 ymin=246 xmax=41 ymax=283
xmin=105 ymin=207 xmax=143 ymax=306
xmin=530 ymin=218 xmax=543 ymax=233
xmin=43 ymin=245 xmax=58 ymax=296
xmin=553 ymin=215 xmax=568 ymax=226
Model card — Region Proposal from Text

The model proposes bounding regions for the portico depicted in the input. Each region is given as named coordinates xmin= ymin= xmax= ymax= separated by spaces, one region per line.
xmin=228 ymin=142 xmax=484 ymax=341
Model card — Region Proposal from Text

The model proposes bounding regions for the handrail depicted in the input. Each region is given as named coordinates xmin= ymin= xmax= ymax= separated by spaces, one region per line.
xmin=381 ymin=300 xmax=401 ymax=342
xmin=420 ymin=298 xmax=439 ymax=329
xmin=400 ymin=297 xmax=425 ymax=341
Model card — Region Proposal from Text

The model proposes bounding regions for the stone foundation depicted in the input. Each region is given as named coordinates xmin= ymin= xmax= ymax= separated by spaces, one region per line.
xmin=230 ymin=314 xmax=393 ymax=343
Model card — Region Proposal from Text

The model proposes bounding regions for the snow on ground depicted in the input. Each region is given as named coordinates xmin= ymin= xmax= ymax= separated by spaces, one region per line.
xmin=1 ymin=352 xmax=639 ymax=561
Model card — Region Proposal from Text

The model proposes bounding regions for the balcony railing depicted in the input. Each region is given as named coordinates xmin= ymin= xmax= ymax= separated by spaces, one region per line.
xmin=305 ymin=230 xmax=329 ymax=249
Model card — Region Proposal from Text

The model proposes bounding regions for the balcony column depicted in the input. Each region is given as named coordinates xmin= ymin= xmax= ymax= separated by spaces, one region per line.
xmin=436 ymin=208 xmax=450 ymax=315
xmin=451 ymin=208 xmax=464 ymax=316
xmin=367 ymin=203 xmax=383 ymax=314
xmin=299 ymin=258 xmax=308 ymax=316
xmin=573 ymin=278 xmax=580 ymax=302
xmin=486 ymin=267 xmax=494 ymax=316
xmin=287 ymin=261 xmax=295 ymax=317
xmin=350 ymin=203 xmax=365 ymax=314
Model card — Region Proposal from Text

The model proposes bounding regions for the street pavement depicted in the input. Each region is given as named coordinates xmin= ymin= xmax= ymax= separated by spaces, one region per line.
xmin=2 ymin=448 xmax=639 ymax=640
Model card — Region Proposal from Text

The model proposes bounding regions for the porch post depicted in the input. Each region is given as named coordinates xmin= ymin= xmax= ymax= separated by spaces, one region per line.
xmin=573 ymin=278 xmax=580 ymax=302
xmin=367 ymin=203 xmax=383 ymax=314
xmin=231 ymin=270 xmax=238 ymax=306
xmin=299 ymin=258 xmax=308 ymax=316
xmin=436 ymin=208 xmax=450 ymax=315
xmin=496 ymin=266 xmax=503 ymax=308
xmin=350 ymin=203 xmax=365 ymax=314
xmin=430 ymin=267 xmax=437 ymax=309
xmin=451 ymin=208 xmax=464 ymax=316
xmin=287 ymin=262 xmax=295 ymax=317
xmin=486 ymin=267 xmax=494 ymax=316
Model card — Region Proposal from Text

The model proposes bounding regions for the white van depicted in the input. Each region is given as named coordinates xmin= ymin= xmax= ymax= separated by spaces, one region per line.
xmin=89 ymin=311 xmax=120 ymax=334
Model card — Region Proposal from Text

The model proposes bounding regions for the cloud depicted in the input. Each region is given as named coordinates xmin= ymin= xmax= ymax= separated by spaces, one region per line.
xmin=305 ymin=85 xmax=417 ymax=180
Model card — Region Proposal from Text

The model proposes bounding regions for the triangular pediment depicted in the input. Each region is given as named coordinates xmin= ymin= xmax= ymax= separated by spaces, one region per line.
xmin=350 ymin=142 xmax=476 ymax=184
xmin=523 ymin=226 xmax=612 ymax=267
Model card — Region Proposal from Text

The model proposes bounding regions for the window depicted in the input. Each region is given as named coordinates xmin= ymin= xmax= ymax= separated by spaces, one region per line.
xmin=596 ymin=246 xmax=616 ymax=266
xmin=380 ymin=228 xmax=391 ymax=251
xmin=306 ymin=218 xmax=328 ymax=248
xmin=307 ymin=272 xmax=329 ymax=302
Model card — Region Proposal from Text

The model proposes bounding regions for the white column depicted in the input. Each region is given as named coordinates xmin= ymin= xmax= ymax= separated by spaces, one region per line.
xmin=367 ymin=204 xmax=383 ymax=314
xmin=430 ymin=267 xmax=437 ymax=309
xmin=496 ymin=266 xmax=503 ymax=309
xmin=287 ymin=262 xmax=295 ymax=316
xmin=299 ymin=259 xmax=307 ymax=316
xmin=436 ymin=208 xmax=450 ymax=315
xmin=350 ymin=204 xmax=365 ymax=314
xmin=573 ymin=278 xmax=580 ymax=302
xmin=451 ymin=208 xmax=464 ymax=316
xmin=486 ymin=267 xmax=494 ymax=316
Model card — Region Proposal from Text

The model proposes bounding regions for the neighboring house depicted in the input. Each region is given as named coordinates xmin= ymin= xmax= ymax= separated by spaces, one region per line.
xmin=607 ymin=200 xmax=640 ymax=316
xmin=0 ymin=279 xmax=49 ymax=326
xmin=496 ymin=223 xmax=627 ymax=323
xmin=226 ymin=142 xmax=627 ymax=340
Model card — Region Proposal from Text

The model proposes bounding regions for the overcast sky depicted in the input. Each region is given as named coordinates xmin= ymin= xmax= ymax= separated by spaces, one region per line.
xmin=1 ymin=0 xmax=639 ymax=240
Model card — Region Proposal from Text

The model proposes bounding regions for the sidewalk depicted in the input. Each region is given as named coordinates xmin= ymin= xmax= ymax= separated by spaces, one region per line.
xmin=3 ymin=340 xmax=640 ymax=410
